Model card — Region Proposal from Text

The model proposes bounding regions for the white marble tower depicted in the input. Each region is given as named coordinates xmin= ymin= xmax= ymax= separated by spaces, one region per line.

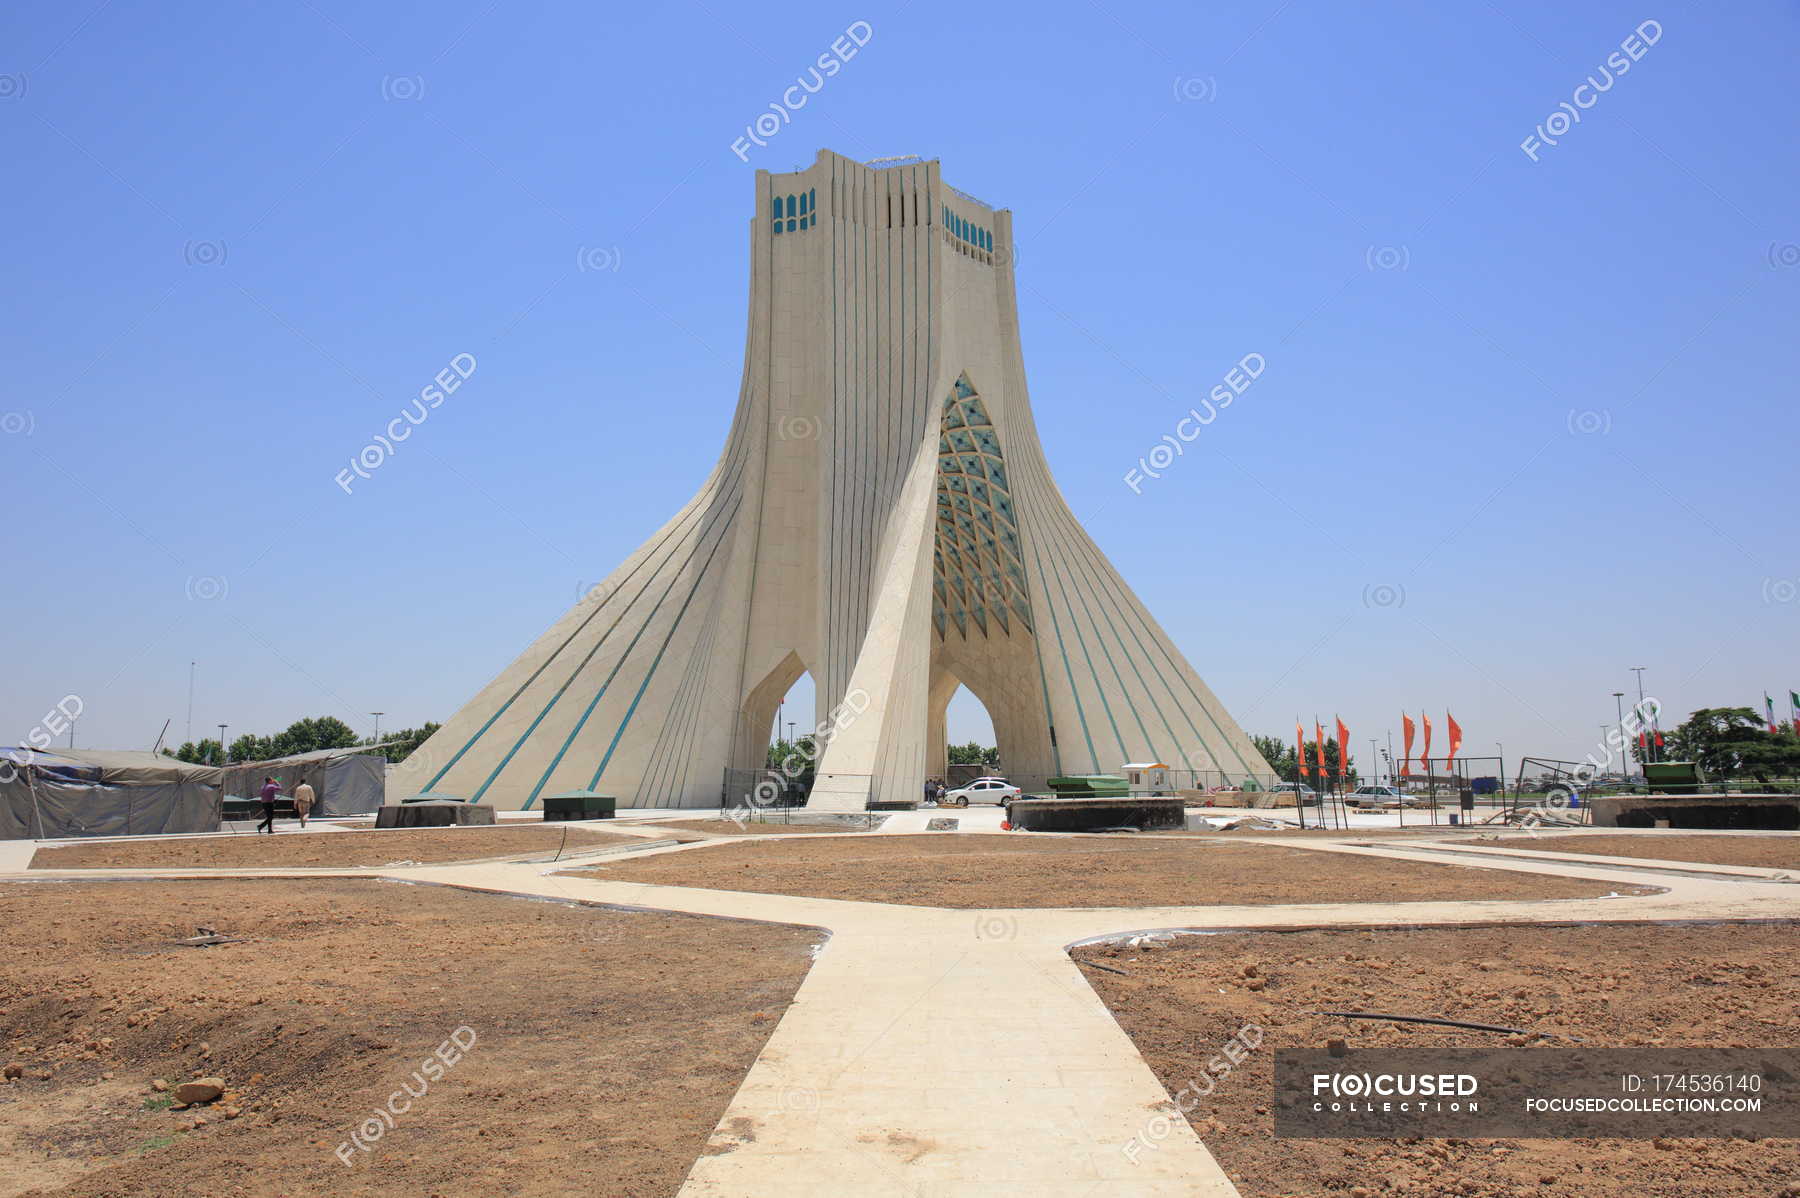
xmin=400 ymin=150 xmax=1272 ymax=810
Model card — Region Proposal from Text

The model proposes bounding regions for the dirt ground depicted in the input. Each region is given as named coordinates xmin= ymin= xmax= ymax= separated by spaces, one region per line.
xmin=29 ymin=826 xmax=639 ymax=870
xmin=1074 ymin=922 xmax=1800 ymax=1197
xmin=623 ymin=819 xmax=861 ymax=838
xmin=1168 ymin=826 xmax=1473 ymax=838
xmin=0 ymin=879 xmax=819 ymax=1197
xmin=581 ymin=835 xmax=1645 ymax=908
xmin=1491 ymin=833 xmax=1800 ymax=871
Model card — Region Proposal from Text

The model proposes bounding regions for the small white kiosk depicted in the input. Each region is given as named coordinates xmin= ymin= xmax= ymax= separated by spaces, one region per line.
xmin=1121 ymin=761 xmax=1171 ymax=795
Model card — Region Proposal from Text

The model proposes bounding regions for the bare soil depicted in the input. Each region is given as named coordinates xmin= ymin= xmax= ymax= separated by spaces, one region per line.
xmin=1165 ymin=826 xmax=1475 ymax=838
xmin=1494 ymin=834 xmax=1800 ymax=871
xmin=0 ymin=879 xmax=819 ymax=1197
xmin=1074 ymin=922 xmax=1800 ymax=1197
xmin=29 ymin=826 xmax=638 ymax=870
xmin=582 ymin=835 xmax=1644 ymax=908
xmin=640 ymin=819 xmax=860 ymax=837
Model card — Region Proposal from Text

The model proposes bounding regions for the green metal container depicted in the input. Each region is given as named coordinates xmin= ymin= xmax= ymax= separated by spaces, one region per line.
xmin=542 ymin=790 xmax=618 ymax=820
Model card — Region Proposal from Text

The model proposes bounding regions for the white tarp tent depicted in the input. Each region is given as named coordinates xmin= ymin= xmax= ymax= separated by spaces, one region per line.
xmin=221 ymin=747 xmax=386 ymax=817
xmin=0 ymin=748 xmax=222 ymax=840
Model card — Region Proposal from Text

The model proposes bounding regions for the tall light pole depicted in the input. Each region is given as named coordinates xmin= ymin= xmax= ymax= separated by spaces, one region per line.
xmin=218 ymin=724 xmax=228 ymax=766
xmin=1629 ymin=669 xmax=1649 ymax=762
xmin=1369 ymin=738 xmax=1379 ymax=785
xmin=1612 ymin=692 xmax=1627 ymax=774
xmin=186 ymin=661 xmax=196 ymax=745
xmin=371 ymin=712 xmax=384 ymax=745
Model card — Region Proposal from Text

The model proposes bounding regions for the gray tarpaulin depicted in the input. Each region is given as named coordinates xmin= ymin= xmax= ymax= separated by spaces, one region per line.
xmin=0 ymin=748 xmax=222 ymax=840
xmin=221 ymin=747 xmax=386 ymax=817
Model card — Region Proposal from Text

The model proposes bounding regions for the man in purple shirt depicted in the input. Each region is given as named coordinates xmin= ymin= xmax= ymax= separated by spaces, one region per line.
xmin=256 ymin=776 xmax=280 ymax=834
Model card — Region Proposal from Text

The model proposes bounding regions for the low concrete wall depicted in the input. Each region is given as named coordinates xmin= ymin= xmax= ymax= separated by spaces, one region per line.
xmin=1007 ymin=797 xmax=1185 ymax=832
xmin=1588 ymin=794 xmax=1800 ymax=830
xmin=374 ymin=802 xmax=497 ymax=828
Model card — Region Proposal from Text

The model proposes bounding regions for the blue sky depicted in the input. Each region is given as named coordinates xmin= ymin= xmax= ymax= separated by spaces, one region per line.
xmin=3 ymin=0 xmax=1795 ymax=779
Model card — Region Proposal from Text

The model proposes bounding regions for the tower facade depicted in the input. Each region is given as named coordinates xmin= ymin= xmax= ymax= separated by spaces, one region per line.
xmin=401 ymin=150 xmax=1272 ymax=810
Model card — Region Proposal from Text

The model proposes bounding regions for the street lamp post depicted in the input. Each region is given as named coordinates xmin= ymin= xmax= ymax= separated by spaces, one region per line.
xmin=218 ymin=724 xmax=228 ymax=766
xmin=1612 ymin=691 xmax=1628 ymax=776
xmin=371 ymin=712 xmax=384 ymax=745
xmin=1629 ymin=669 xmax=1649 ymax=762
xmin=1369 ymin=738 xmax=1379 ymax=786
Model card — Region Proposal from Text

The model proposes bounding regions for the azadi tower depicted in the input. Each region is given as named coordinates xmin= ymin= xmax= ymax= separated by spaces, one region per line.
xmin=403 ymin=150 xmax=1272 ymax=811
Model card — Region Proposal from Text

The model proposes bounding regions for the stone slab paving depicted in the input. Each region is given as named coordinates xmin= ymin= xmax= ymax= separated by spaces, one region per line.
xmin=6 ymin=834 xmax=1800 ymax=1195
xmin=1373 ymin=837 xmax=1800 ymax=880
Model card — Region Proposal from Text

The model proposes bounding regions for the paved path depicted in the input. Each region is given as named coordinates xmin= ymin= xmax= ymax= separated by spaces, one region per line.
xmin=7 ymin=830 xmax=1800 ymax=1195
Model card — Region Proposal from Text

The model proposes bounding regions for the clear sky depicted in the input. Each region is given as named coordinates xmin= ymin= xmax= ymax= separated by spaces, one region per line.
xmin=3 ymin=0 xmax=1795 ymax=780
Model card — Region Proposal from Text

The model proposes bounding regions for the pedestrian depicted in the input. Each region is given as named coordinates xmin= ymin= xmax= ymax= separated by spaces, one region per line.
xmin=292 ymin=778 xmax=316 ymax=828
xmin=256 ymin=775 xmax=280 ymax=835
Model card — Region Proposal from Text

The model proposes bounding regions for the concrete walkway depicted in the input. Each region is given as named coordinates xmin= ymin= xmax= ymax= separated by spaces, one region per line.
xmin=7 ymin=831 xmax=1800 ymax=1195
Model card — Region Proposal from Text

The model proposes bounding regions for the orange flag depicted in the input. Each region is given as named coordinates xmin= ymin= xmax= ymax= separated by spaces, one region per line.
xmin=1296 ymin=720 xmax=1309 ymax=777
xmin=1421 ymin=713 xmax=1433 ymax=774
xmin=1314 ymin=720 xmax=1329 ymax=779
xmin=1401 ymin=712 xmax=1415 ymax=777
xmin=1335 ymin=717 xmax=1350 ymax=777
xmin=1446 ymin=711 xmax=1463 ymax=766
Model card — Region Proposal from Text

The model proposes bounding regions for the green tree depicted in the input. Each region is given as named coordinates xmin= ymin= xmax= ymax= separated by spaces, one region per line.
xmin=1253 ymin=733 xmax=1355 ymax=786
xmin=764 ymin=736 xmax=817 ymax=794
xmin=364 ymin=722 xmax=441 ymax=763
xmin=947 ymin=741 xmax=999 ymax=766
xmin=228 ymin=733 xmax=272 ymax=763
xmin=271 ymin=716 xmax=360 ymax=757
xmin=1251 ymin=734 xmax=1297 ymax=781
xmin=1663 ymin=708 xmax=1800 ymax=783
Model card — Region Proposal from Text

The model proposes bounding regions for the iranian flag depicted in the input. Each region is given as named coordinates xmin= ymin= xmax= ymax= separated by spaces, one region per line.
xmin=1791 ymin=690 xmax=1800 ymax=737
xmin=1768 ymin=694 xmax=1781 ymax=735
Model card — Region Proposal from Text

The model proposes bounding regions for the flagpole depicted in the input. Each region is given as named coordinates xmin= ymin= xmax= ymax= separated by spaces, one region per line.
xmin=1294 ymin=716 xmax=1306 ymax=830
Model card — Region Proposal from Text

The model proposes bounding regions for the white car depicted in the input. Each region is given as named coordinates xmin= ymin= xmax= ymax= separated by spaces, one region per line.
xmin=1271 ymin=782 xmax=1320 ymax=806
xmin=939 ymin=777 xmax=1020 ymax=807
xmin=1346 ymin=785 xmax=1421 ymax=808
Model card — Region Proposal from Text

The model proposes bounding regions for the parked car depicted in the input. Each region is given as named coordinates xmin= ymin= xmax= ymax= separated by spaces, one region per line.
xmin=939 ymin=777 xmax=1021 ymax=807
xmin=1345 ymin=785 xmax=1421 ymax=808
xmin=1271 ymin=782 xmax=1320 ymax=806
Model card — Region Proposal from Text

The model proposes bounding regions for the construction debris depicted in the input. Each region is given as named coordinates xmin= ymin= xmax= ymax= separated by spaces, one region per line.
xmin=175 ymin=926 xmax=243 ymax=948
xmin=1193 ymin=814 xmax=1287 ymax=831
xmin=1319 ymin=1010 xmax=1534 ymax=1036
